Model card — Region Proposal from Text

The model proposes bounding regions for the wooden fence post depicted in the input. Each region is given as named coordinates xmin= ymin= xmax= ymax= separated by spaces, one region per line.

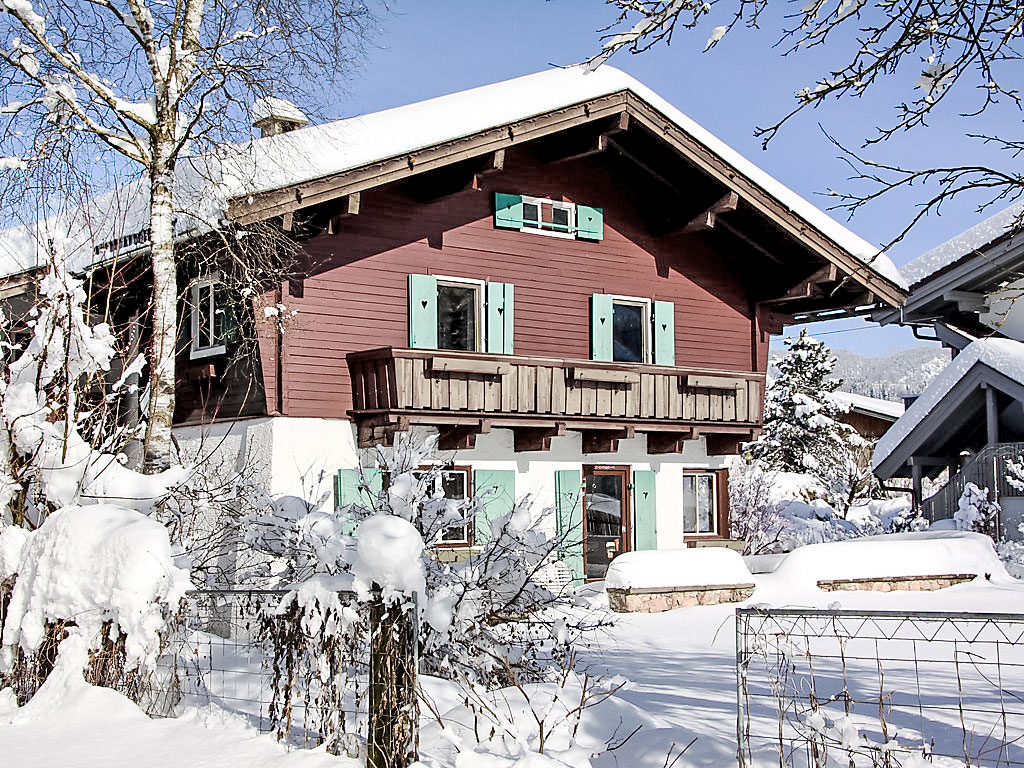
xmin=367 ymin=588 xmax=418 ymax=768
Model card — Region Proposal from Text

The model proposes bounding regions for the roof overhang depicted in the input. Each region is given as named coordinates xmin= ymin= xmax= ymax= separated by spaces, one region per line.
xmin=227 ymin=89 xmax=907 ymax=310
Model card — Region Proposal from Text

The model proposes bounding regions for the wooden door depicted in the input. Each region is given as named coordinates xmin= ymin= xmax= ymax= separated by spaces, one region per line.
xmin=583 ymin=465 xmax=631 ymax=581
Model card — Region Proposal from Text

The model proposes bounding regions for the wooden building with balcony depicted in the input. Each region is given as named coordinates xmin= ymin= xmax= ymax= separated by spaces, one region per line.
xmin=2 ymin=66 xmax=906 ymax=583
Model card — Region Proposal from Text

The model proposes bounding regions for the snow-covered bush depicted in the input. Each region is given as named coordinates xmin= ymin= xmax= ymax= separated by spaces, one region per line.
xmin=746 ymin=330 xmax=871 ymax=514
xmin=728 ymin=459 xmax=786 ymax=554
xmin=0 ymin=504 xmax=190 ymax=703
xmin=0 ymin=267 xmax=187 ymax=527
xmin=245 ymin=432 xmax=604 ymax=688
xmin=954 ymin=482 xmax=999 ymax=538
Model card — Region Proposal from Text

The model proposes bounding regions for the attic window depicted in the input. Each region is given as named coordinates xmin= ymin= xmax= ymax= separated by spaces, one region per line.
xmin=494 ymin=193 xmax=603 ymax=241
xmin=521 ymin=196 xmax=575 ymax=238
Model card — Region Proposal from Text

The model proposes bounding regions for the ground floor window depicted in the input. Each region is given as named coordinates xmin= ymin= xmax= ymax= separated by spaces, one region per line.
xmin=683 ymin=471 xmax=717 ymax=535
xmin=415 ymin=465 xmax=472 ymax=545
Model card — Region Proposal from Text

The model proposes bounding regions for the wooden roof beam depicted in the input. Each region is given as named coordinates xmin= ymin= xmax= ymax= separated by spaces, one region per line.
xmin=682 ymin=191 xmax=739 ymax=234
xmin=760 ymin=264 xmax=841 ymax=305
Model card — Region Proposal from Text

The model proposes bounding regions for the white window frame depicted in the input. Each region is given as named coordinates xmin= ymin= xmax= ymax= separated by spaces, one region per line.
xmin=435 ymin=275 xmax=485 ymax=353
xmin=520 ymin=195 xmax=576 ymax=239
xmin=415 ymin=465 xmax=473 ymax=546
xmin=609 ymin=294 xmax=652 ymax=364
xmin=189 ymin=274 xmax=227 ymax=360
xmin=682 ymin=471 xmax=718 ymax=536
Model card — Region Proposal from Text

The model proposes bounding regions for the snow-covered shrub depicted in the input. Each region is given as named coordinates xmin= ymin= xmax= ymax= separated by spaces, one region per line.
xmin=0 ymin=504 xmax=190 ymax=703
xmin=0 ymin=267 xmax=187 ymax=527
xmin=728 ymin=459 xmax=786 ymax=554
xmin=422 ymin=663 xmax=632 ymax=767
xmin=245 ymin=432 xmax=605 ymax=687
xmin=954 ymin=482 xmax=999 ymax=538
xmin=746 ymin=330 xmax=871 ymax=514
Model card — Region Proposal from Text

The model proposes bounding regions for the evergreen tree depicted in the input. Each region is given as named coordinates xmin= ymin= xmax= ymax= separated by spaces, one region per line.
xmin=748 ymin=330 xmax=867 ymax=511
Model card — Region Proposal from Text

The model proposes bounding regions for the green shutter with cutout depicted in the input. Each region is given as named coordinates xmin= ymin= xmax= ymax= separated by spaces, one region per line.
xmin=335 ymin=467 xmax=383 ymax=534
xmin=652 ymin=300 xmax=675 ymax=366
xmin=576 ymin=205 xmax=604 ymax=241
xmin=486 ymin=281 xmax=514 ymax=354
xmin=408 ymin=274 xmax=438 ymax=349
xmin=555 ymin=469 xmax=584 ymax=585
xmin=494 ymin=193 xmax=523 ymax=229
xmin=473 ymin=469 xmax=516 ymax=545
xmin=590 ymin=293 xmax=613 ymax=362
xmin=632 ymin=470 xmax=658 ymax=550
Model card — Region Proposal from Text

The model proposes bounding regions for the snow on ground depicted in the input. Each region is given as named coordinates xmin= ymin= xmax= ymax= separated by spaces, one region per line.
xmin=3 ymin=533 xmax=1023 ymax=767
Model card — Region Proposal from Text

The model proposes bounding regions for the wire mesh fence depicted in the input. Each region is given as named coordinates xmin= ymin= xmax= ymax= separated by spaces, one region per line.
xmin=736 ymin=608 xmax=1024 ymax=768
xmin=149 ymin=588 xmax=370 ymax=757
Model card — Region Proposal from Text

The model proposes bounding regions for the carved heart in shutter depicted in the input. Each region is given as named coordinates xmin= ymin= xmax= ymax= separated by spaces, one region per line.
xmin=421 ymin=300 xmax=428 ymax=308
xmin=498 ymin=308 xmax=504 ymax=314
xmin=661 ymin=323 xmax=667 ymax=330
xmin=600 ymin=318 xmax=606 ymax=324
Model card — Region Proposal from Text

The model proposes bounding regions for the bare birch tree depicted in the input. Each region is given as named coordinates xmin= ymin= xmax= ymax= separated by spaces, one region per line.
xmin=0 ymin=0 xmax=378 ymax=471
xmin=591 ymin=0 xmax=1024 ymax=244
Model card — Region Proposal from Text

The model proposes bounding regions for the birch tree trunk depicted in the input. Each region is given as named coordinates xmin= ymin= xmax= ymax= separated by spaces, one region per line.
xmin=144 ymin=142 xmax=178 ymax=473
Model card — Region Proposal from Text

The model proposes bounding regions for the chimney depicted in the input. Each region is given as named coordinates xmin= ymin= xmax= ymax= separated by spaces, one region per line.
xmin=252 ymin=97 xmax=309 ymax=137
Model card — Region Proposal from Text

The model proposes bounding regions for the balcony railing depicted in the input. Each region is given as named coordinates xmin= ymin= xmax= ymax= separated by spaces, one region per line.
xmin=347 ymin=347 xmax=764 ymax=452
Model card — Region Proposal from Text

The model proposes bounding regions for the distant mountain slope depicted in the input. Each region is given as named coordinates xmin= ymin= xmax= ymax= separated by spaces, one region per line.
xmin=769 ymin=345 xmax=952 ymax=402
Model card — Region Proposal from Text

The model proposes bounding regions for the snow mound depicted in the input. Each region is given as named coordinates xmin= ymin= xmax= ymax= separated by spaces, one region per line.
xmin=351 ymin=514 xmax=424 ymax=600
xmin=773 ymin=531 xmax=1007 ymax=585
xmin=1 ymin=505 xmax=191 ymax=672
xmin=605 ymin=548 xmax=754 ymax=590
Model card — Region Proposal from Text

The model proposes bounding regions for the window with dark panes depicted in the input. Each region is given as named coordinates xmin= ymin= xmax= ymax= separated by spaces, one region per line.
xmin=437 ymin=281 xmax=480 ymax=352
xmin=682 ymin=472 xmax=717 ymax=535
xmin=190 ymin=277 xmax=227 ymax=359
xmin=439 ymin=468 xmax=470 ymax=543
xmin=520 ymin=195 xmax=575 ymax=236
xmin=612 ymin=300 xmax=647 ymax=363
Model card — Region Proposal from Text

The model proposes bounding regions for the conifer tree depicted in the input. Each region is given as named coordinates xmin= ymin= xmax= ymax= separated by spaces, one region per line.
xmin=748 ymin=329 xmax=867 ymax=510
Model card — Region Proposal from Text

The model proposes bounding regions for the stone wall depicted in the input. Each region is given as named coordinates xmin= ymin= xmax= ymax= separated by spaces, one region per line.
xmin=816 ymin=574 xmax=976 ymax=592
xmin=607 ymin=583 xmax=756 ymax=613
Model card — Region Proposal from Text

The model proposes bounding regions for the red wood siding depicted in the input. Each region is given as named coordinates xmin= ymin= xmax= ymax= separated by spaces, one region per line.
xmin=262 ymin=151 xmax=768 ymax=420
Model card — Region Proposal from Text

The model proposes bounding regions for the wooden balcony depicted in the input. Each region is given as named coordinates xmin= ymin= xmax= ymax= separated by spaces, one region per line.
xmin=347 ymin=347 xmax=764 ymax=453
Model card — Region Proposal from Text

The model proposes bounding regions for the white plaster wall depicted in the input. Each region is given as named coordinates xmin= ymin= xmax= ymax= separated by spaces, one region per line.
xmin=176 ymin=417 xmax=732 ymax=552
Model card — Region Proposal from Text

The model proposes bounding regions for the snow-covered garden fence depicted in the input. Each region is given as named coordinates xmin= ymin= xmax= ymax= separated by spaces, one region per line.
xmin=736 ymin=608 xmax=1024 ymax=767
xmin=152 ymin=585 xmax=402 ymax=760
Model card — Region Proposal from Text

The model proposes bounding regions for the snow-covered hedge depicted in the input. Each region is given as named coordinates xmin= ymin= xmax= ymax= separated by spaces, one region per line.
xmin=1 ymin=504 xmax=190 ymax=673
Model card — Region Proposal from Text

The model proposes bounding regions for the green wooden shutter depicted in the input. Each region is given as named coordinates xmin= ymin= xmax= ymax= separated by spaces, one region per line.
xmin=494 ymin=193 xmax=523 ymax=229
xmin=632 ymin=470 xmax=658 ymax=550
xmin=652 ymin=300 xmax=675 ymax=366
xmin=590 ymin=294 xmax=613 ymax=362
xmin=215 ymin=284 xmax=240 ymax=349
xmin=576 ymin=205 xmax=604 ymax=241
xmin=473 ymin=469 xmax=516 ymax=545
xmin=486 ymin=282 xmax=515 ymax=354
xmin=335 ymin=467 xmax=383 ymax=533
xmin=408 ymin=274 xmax=438 ymax=349
xmin=555 ymin=469 xmax=584 ymax=585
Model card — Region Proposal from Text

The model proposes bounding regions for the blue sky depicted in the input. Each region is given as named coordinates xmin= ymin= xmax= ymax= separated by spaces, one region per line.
xmin=324 ymin=0 xmax=1018 ymax=356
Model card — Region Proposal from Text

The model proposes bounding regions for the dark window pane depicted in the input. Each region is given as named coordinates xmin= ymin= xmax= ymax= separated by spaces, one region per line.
xmin=197 ymin=284 xmax=213 ymax=347
xmin=441 ymin=470 xmax=468 ymax=542
xmin=522 ymin=202 xmax=540 ymax=228
xmin=612 ymin=302 xmax=645 ymax=362
xmin=551 ymin=206 xmax=570 ymax=232
xmin=437 ymin=284 xmax=478 ymax=351
xmin=585 ymin=473 xmax=625 ymax=580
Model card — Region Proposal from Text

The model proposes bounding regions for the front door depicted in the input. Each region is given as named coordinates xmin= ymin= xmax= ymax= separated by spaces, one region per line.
xmin=583 ymin=466 xmax=631 ymax=580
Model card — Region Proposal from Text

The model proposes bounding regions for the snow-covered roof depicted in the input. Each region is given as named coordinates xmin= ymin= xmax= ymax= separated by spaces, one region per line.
xmin=900 ymin=200 xmax=1024 ymax=288
xmin=873 ymin=337 xmax=1024 ymax=469
xmin=0 ymin=65 xmax=906 ymax=289
xmin=252 ymin=97 xmax=309 ymax=128
xmin=830 ymin=390 xmax=905 ymax=420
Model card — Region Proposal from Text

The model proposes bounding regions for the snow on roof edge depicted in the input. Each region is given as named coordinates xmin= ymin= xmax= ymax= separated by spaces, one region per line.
xmin=873 ymin=337 xmax=1024 ymax=470
xmin=830 ymin=390 xmax=905 ymax=420
xmin=0 ymin=65 xmax=906 ymax=291
xmin=900 ymin=199 xmax=1024 ymax=288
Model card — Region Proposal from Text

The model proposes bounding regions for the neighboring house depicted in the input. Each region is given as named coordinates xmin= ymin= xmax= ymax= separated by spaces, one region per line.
xmin=0 ymin=66 xmax=906 ymax=581
xmin=874 ymin=202 xmax=1024 ymax=539
xmin=830 ymin=391 xmax=904 ymax=440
